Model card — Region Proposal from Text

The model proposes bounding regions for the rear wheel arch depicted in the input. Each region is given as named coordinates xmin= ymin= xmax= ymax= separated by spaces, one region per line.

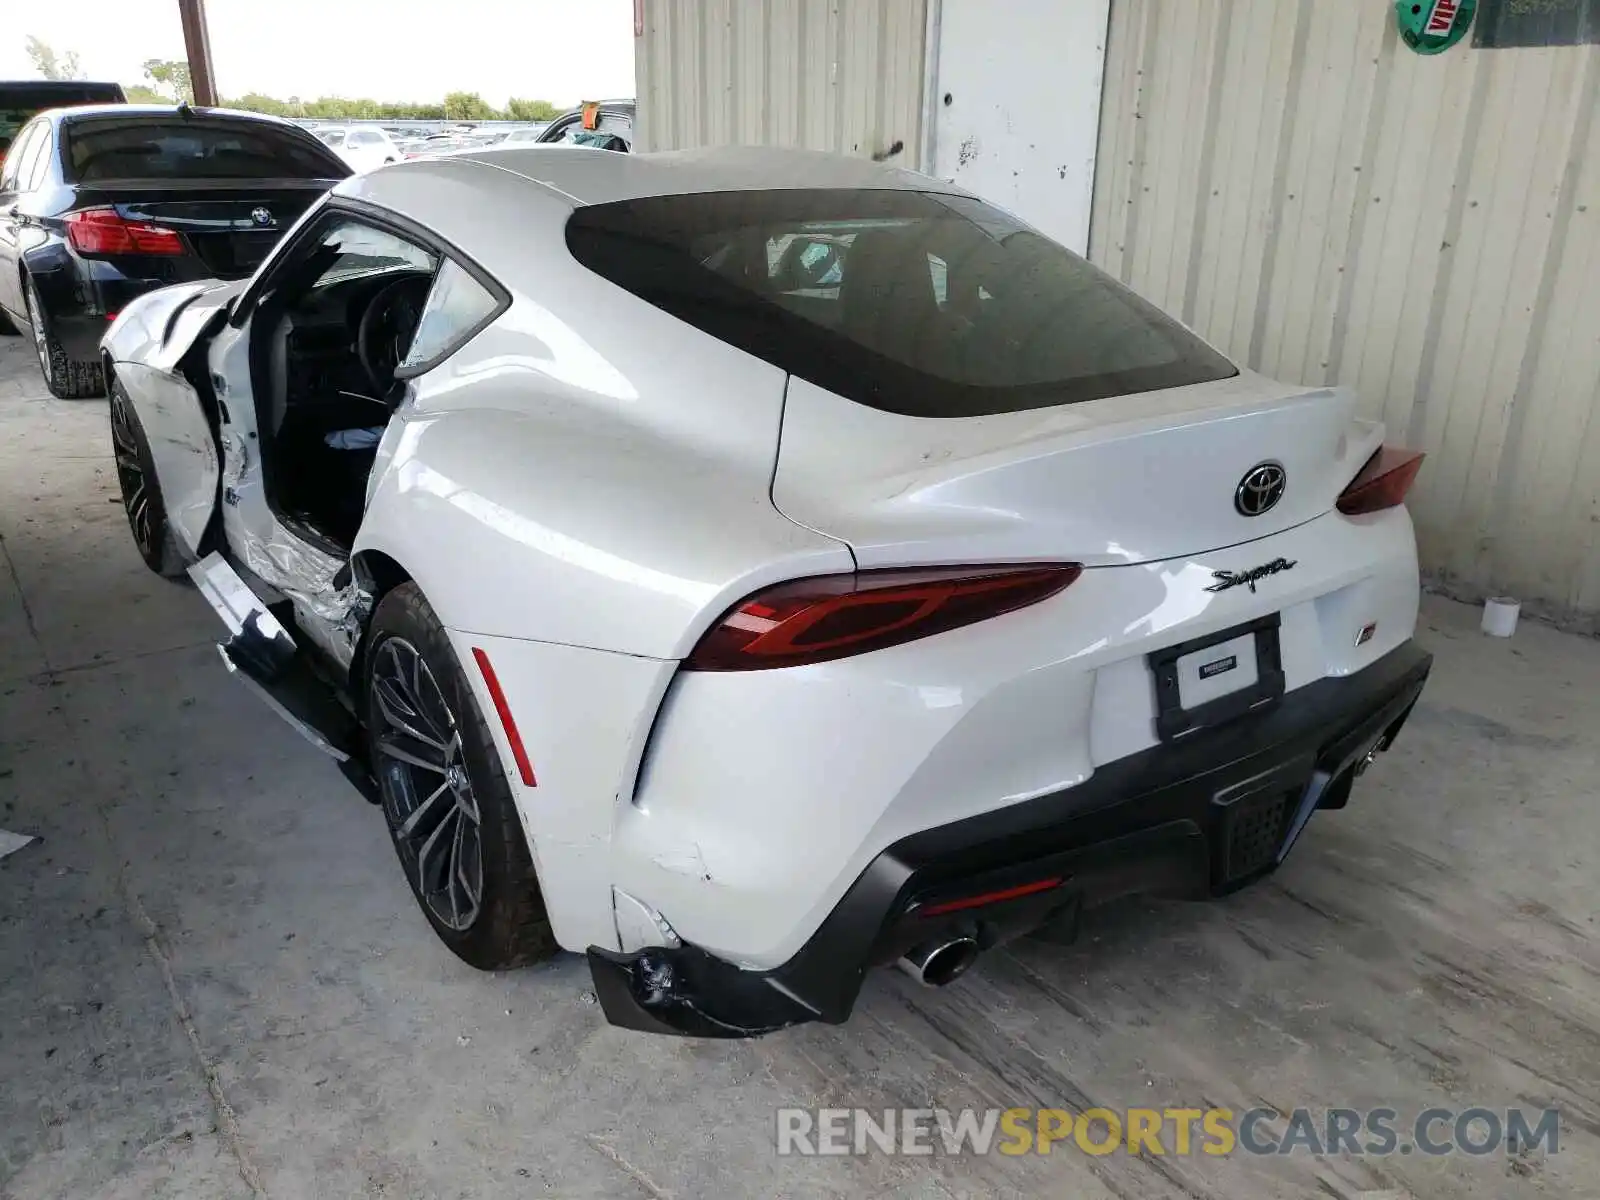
xmin=347 ymin=548 xmax=416 ymax=698
xmin=364 ymin=579 xmax=557 ymax=968
xmin=23 ymin=265 xmax=104 ymax=399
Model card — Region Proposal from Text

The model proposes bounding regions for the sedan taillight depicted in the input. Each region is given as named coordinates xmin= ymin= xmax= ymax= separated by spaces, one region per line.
xmin=1337 ymin=446 xmax=1426 ymax=515
xmin=66 ymin=207 xmax=185 ymax=256
xmin=683 ymin=564 xmax=1082 ymax=671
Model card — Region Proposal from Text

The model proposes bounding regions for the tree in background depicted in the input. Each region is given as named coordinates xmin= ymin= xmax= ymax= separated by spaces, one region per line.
xmin=230 ymin=92 xmax=291 ymax=117
xmin=505 ymin=98 xmax=559 ymax=122
xmin=25 ymin=36 xmax=84 ymax=81
xmin=112 ymin=81 xmax=562 ymax=123
xmin=442 ymin=92 xmax=497 ymax=121
xmin=142 ymin=59 xmax=194 ymax=104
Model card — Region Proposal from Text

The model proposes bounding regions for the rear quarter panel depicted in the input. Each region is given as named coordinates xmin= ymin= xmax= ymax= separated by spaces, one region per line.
xmin=339 ymin=169 xmax=862 ymax=953
xmin=346 ymin=168 xmax=857 ymax=657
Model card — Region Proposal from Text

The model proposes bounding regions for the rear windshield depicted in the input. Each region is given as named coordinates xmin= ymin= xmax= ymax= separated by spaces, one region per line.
xmin=566 ymin=189 xmax=1236 ymax=416
xmin=64 ymin=118 xmax=347 ymax=182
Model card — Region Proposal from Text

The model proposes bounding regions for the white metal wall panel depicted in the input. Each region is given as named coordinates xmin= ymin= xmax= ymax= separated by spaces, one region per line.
xmin=1093 ymin=1 xmax=1600 ymax=627
xmin=636 ymin=0 xmax=928 ymax=167
xmin=926 ymin=0 xmax=1110 ymax=254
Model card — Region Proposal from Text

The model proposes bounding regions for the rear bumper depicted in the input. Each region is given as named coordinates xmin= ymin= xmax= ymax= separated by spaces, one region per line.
xmin=587 ymin=638 xmax=1431 ymax=1037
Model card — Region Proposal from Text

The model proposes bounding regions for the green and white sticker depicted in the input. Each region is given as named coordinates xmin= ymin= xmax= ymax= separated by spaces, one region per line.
xmin=1397 ymin=0 xmax=1478 ymax=54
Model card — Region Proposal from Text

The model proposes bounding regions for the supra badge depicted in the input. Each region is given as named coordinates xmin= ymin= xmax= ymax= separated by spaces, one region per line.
xmin=1205 ymin=557 xmax=1297 ymax=594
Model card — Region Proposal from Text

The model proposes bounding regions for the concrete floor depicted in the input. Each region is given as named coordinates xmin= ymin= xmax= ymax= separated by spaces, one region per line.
xmin=2 ymin=333 xmax=1599 ymax=1200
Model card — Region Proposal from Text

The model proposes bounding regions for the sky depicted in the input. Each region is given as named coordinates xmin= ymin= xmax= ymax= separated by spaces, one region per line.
xmin=1 ymin=0 xmax=637 ymax=108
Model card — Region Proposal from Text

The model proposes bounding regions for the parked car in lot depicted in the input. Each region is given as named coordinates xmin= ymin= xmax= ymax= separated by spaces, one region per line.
xmin=1 ymin=79 xmax=126 ymax=165
xmin=0 ymin=104 xmax=350 ymax=398
xmin=494 ymin=125 xmax=550 ymax=145
xmin=534 ymin=100 xmax=633 ymax=151
xmin=316 ymin=126 xmax=404 ymax=172
xmin=402 ymin=135 xmax=477 ymax=159
xmin=100 ymin=147 xmax=1430 ymax=1037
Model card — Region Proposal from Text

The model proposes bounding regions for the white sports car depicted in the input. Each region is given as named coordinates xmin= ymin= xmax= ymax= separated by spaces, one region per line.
xmin=102 ymin=146 xmax=1432 ymax=1037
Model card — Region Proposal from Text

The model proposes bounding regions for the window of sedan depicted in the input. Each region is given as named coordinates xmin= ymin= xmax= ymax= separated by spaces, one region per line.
xmin=21 ymin=125 xmax=54 ymax=191
xmin=65 ymin=118 xmax=347 ymax=181
xmin=1 ymin=121 xmax=45 ymax=191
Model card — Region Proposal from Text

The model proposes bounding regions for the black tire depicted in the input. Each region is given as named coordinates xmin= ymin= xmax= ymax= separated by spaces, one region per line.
xmin=108 ymin=380 xmax=192 ymax=579
xmin=364 ymin=583 xmax=558 ymax=970
xmin=25 ymin=276 xmax=104 ymax=399
xmin=0 ymin=306 xmax=17 ymax=335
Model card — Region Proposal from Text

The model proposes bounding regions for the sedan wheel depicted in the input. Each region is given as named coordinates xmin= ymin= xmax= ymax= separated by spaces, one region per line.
xmin=24 ymin=278 xmax=104 ymax=399
xmin=25 ymin=280 xmax=52 ymax=383
xmin=371 ymin=636 xmax=483 ymax=931
xmin=364 ymin=583 xmax=557 ymax=969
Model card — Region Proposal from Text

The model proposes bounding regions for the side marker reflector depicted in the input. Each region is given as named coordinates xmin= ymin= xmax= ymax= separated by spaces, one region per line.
xmin=471 ymin=647 xmax=537 ymax=787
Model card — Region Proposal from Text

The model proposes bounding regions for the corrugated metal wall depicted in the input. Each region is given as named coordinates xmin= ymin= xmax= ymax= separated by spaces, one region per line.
xmin=635 ymin=0 xmax=929 ymax=167
xmin=1092 ymin=1 xmax=1600 ymax=627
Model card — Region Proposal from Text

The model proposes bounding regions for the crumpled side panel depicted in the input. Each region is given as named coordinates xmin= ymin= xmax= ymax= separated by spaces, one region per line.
xmin=230 ymin=510 xmax=369 ymax=670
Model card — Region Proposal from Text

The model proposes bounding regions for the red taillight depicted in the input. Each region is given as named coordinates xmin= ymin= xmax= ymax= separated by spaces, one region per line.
xmin=683 ymin=563 xmax=1082 ymax=671
xmin=66 ymin=208 xmax=184 ymax=256
xmin=1337 ymin=446 xmax=1426 ymax=515
xmin=471 ymin=647 xmax=537 ymax=787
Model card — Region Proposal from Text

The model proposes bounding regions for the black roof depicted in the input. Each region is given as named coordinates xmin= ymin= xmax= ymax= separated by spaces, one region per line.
xmin=42 ymin=103 xmax=313 ymax=131
xmin=0 ymin=80 xmax=124 ymax=96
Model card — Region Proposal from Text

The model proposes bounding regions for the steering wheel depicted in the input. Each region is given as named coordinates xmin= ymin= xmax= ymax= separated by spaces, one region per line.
xmin=357 ymin=274 xmax=433 ymax=395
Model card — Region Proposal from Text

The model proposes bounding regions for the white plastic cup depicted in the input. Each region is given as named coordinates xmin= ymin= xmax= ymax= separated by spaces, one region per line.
xmin=1481 ymin=597 xmax=1520 ymax=638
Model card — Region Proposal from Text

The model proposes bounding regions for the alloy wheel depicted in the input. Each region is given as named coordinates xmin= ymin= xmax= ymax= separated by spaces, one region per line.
xmin=371 ymin=636 xmax=483 ymax=931
xmin=25 ymin=282 xmax=51 ymax=383
xmin=108 ymin=391 xmax=158 ymax=562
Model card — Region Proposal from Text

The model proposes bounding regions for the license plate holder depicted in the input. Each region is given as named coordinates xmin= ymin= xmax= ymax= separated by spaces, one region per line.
xmin=1149 ymin=613 xmax=1286 ymax=742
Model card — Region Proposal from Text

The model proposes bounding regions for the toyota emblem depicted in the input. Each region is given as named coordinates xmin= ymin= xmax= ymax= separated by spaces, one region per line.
xmin=1234 ymin=462 xmax=1286 ymax=517
xmin=250 ymin=207 xmax=274 ymax=227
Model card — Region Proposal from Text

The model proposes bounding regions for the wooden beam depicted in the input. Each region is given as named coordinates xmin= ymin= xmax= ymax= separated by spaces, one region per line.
xmin=177 ymin=0 xmax=219 ymax=106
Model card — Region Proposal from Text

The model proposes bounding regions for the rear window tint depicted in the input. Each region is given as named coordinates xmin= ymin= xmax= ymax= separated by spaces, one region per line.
xmin=566 ymin=189 xmax=1236 ymax=417
xmin=65 ymin=119 xmax=347 ymax=182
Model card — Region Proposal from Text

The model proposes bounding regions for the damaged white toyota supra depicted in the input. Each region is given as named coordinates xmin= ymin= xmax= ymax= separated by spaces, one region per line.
xmin=102 ymin=146 xmax=1431 ymax=1036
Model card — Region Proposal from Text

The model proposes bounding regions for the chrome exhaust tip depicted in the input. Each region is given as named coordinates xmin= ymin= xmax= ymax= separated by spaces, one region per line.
xmin=897 ymin=937 xmax=980 ymax=987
